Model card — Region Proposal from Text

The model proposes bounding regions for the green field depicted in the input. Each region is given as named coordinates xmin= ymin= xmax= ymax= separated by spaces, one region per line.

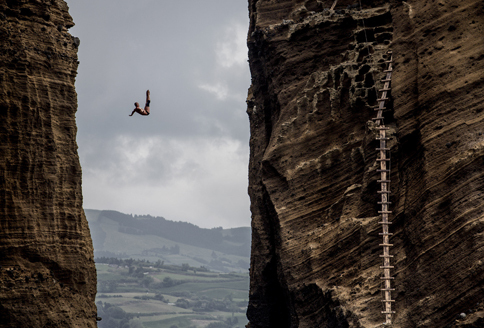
xmin=87 ymin=209 xmax=251 ymax=328
xmin=96 ymin=263 xmax=249 ymax=328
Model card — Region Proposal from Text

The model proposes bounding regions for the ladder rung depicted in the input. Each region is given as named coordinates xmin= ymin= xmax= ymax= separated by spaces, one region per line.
xmin=377 ymin=190 xmax=391 ymax=194
xmin=384 ymin=60 xmax=393 ymax=63
xmin=372 ymin=117 xmax=384 ymax=121
xmin=378 ymin=221 xmax=392 ymax=224
xmin=378 ymin=97 xmax=390 ymax=101
xmin=384 ymin=69 xmax=393 ymax=72
xmin=376 ymin=148 xmax=390 ymax=151
xmin=379 ymin=232 xmax=393 ymax=236
xmin=381 ymin=79 xmax=392 ymax=82
xmin=381 ymin=288 xmax=395 ymax=291
xmin=373 ymin=107 xmax=388 ymax=111
xmin=379 ymin=211 xmax=392 ymax=214
xmin=376 ymin=159 xmax=390 ymax=162
xmin=380 ymin=255 xmax=394 ymax=258
xmin=375 ymin=126 xmax=390 ymax=130
xmin=378 ymin=201 xmax=392 ymax=204
xmin=381 ymin=300 xmax=395 ymax=302
xmin=382 ymin=311 xmax=396 ymax=314
xmin=378 ymin=180 xmax=391 ymax=183
xmin=380 ymin=244 xmax=394 ymax=247
xmin=380 ymin=277 xmax=394 ymax=280
xmin=379 ymin=88 xmax=391 ymax=92
xmin=377 ymin=170 xmax=390 ymax=173
xmin=376 ymin=137 xmax=390 ymax=140
xmin=380 ymin=265 xmax=395 ymax=269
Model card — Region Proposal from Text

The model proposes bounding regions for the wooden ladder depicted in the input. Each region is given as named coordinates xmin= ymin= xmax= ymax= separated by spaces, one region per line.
xmin=373 ymin=50 xmax=395 ymax=325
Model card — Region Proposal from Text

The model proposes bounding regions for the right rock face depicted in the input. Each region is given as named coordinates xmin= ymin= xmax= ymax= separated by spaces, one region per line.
xmin=246 ymin=0 xmax=484 ymax=327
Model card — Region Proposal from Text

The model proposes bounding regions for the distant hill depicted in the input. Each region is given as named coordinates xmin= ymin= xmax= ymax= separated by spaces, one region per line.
xmin=85 ymin=209 xmax=251 ymax=273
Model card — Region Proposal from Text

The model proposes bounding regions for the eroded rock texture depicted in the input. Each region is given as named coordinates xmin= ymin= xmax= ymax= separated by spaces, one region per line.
xmin=246 ymin=0 xmax=484 ymax=327
xmin=0 ymin=1 xmax=96 ymax=327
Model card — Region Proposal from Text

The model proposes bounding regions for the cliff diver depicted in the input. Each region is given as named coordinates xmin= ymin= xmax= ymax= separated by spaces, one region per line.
xmin=129 ymin=90 xmax=151 ymax=116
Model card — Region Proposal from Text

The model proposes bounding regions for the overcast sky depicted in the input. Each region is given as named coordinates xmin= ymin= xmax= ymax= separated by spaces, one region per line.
xmin=65 ymin=0 xmax=251 ymax=229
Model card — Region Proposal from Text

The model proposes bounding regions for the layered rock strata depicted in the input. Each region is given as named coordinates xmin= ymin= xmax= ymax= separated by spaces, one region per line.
xmin=0 ymin=0 xmax=97 ymax=327
xmin=246 ymin=0 xmax=484 ymax=327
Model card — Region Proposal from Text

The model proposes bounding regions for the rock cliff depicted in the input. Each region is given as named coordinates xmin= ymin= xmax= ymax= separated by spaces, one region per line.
xmin=0 ymin=1 xmax=96 ymax=327
xmin=246 ymin=0 xmax=484 ymax=327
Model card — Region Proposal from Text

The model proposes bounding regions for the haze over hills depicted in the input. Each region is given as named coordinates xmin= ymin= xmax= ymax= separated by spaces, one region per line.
xmin=85 ymin=209 xmax=251 ymax=273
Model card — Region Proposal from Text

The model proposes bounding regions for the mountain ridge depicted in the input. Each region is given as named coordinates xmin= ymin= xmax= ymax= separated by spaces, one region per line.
xmin=85 ymin=209 xmax=251 ymax=273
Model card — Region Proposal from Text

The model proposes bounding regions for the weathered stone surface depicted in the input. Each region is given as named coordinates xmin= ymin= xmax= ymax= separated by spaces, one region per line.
xmin=0 ymin=0 xmax=97 ymax=327
xmin=246 ymin=0 xmax=484 ymax=327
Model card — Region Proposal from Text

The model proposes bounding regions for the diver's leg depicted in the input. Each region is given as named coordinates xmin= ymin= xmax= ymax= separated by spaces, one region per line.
xmin=144 ymin=90 xmax=151 ymax=114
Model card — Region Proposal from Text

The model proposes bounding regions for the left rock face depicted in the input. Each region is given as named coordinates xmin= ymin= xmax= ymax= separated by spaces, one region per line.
xmin=0 ymin=1 xmax=97 ymax=327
